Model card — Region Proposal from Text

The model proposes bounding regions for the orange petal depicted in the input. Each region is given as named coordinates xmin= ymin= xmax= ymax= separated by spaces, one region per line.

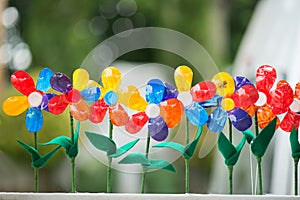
xmin=70 ymin=99 xmax=90 ymax=121
xmin=2 ymin=96 xmax=29 ymax=116
xmin=257 ymin=105 xmax=280 ymax=129
xmin=109 ymin=103 xmax=129 ymax=126
xmin=117 ymin=86 xmax=147 ymax=111
xmin=160 ymin=98 xmax=183 ymax=128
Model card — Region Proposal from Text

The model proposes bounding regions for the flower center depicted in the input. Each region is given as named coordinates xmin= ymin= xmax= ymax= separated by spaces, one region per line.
xmin=145 ymin=103 xmax=160 ymax=118
xmin=177 ymin=91 xmax=193 ymax=107
xmin=104 ymin=91 xmax=118 ymax=106
xmin=28 ymin=92 xmax=43 ymax=107
xmin=221 ymin=97 xmax=235 ymax=111
xmin=254 ymin=91 xmax=267 ymax=106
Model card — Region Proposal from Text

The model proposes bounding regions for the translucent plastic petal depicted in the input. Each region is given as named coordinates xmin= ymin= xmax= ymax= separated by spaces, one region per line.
xmin=109 ymin=103 xmax=129 ymax=126
xmin=268 ymin=80 xmax=294 ymax=114
xmin=102 ymin=66 xmax=121 ymax=91
xmin=87 ymin=80 xmax=104 ymax=99
xmin=40 ymin=93 xmax=56 ymax=111
xmin=11 ymin=70 xmax=36 ymax=96
xmin=212 ymin=72 xmax=235 ymax=97
xmin=50 ymin=72 xmax=72 ymax=93
xmin=36 ymin=68 xmax=54 ymax=92
xmin=191 ymin=81 xmax=217 ymax=102
xmin=160 ymin=98 xmax=183 ymax=128
xmin=162 ymin=82 xmax=178 ymax=101
xmin=2 ymin=96 xmax=29 ymax=116
xmin=26 ymin=107 xmax=43 ymax=132
xmin=70 ymin=99 xmax=90 ymax=121
xmin=231 ymin=84 xmax=259 ymax=107
xmin=125 ymin=112 xmax=148 ymax=134
xmin=81 ymin=87 xmax=100 ymax=102
xmin=48 ymin=94 xmax=69 ymax=114
xmin=66 ymin=89 xmax=81 ymax=103
xmin=257 ymin=105 xmax=279 ymax=129
xmin=104 ymin=91 xmax=118 ymax=106
xmin=148 ymin=116 xmax=168 ymax=141
xmin=280 ymin=110 xmax=300 ymax=132
xmin=117 ymin=86 xmax=147 ymax=111
xmin=185 ymin=102 xmax=208 ymax=126
xmin=174 ymin=65 xmax=193 ymax=92
xmin=146 ymin=79 xmax=165 ymax=104
xmin=295 ymin=82 xmax=300 ymax=100
xmin=89 ymin=99 xmax=108 ymax=123
xmin=207 ymin=107 xmax=227 ymax=133
xmin=240 ymin=105 xmax=256 ymax=117
xmin=234 ymin=76 xmax=253 ymax=90
xmin=73 ymin=68 xmax=89 ymax=91
xmin=200 ymin=95 xmax=219 ymax=108
xmin=227 ymin=108 xmax=252 ymax=131
xmin=256 ymin=65 xmax=276 ymax=92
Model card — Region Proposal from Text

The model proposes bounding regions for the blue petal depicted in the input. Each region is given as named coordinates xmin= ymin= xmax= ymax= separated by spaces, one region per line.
xmin=39 ymin=93 xmax=56 ymax=111
xmin=162 ymin=82 xmax=178 ymax=101
xmin=81 ymin=87 xmax=100 ymax=102
xmin=200 ymin=95 xmax=220 ymax=108
xmin=26 ymin=108 xmax=43 ymax=132
xmin=146 ymin=79 xmax=165 ymax=104
xmin=36 ymin=68 xmax=54 ymax=92
xmin=207 ymin=107 xmax=227 ymax=133
xmin=148 ymin=116 xmax=168 ymax=141
xmin=104 ymin=91 xmax=118 ymax=106
xmin=185 ymin=102 xmax=208 ymax=126
xmin=227 ymin=108 xmax=252 ymax=131
xmin=234 ymin=76 xmax=253 ymax=90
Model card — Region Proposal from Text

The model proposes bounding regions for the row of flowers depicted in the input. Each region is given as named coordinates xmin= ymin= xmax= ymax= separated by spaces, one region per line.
xmin=2 ymin=65 xmax=300 ymax=194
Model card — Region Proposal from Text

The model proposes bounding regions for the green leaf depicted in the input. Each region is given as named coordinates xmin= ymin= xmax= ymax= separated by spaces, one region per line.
xmin=40 ymin=136 xmax=72 ymax=150
xmin=251 ymin=117 xmax=277 ymax=157
xmin=17 ymin=140 xmax=41 ymax=161
xmin=152 ymin=142 xmax=185 ymax=155
xmin=143 ymin=159 xmax=176 ymax=172
xmin=290 ymin=127 xmax=300 ymax=158
xmin=118 ymin=153 xmax=151 ymax=165
xmin=109 ymin=139 xmax=139 ymax=158
xmin=226 ymin=137 xmax=246 ymax=166
xmin=183 ymin=126 xmax=202 ymax=159
xmin=85 ymin=131 xmax=116 ymax=155
xmin=243 ymin=129 xmax=255 ymax=144
xmin=32 ymin=146 xmax=61 ymax=168
xmin=68 ymin=121 xmax=80 ymax=158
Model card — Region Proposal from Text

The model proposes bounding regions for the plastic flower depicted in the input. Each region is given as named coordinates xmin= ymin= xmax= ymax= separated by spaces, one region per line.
xmin=254 ymin=65 xmax=293 ymax=129
xmin=48 ymin=68 xmax=100 ymax=120
xmin=208 ymin=72 xmax=259 ymax=132
xmin=279 ymin=82 xmax=300 ymax=132
xmin=2 ymin=68 xmax=54 ymax=132
xmin=174 ymin=65 xmax=216 ymax=126
xmin=88 ymin=67 xmax=129 ymax=126
xmin=120 ymin=79 xmax=183 ymax=141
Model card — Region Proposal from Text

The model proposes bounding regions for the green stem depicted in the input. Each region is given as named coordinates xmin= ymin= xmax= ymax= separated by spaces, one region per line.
xmin=185 ymin=116 xmax=189 ymax=193
xmin=141 ymin=131 xmax=151 ymax=193
xmin=33 ymin=132 xmax=39 ymax=193
xmin=107 ymin=121 xmax=113 ymax=193
xmin=228 ymin=120 xmax=232 ymax=143
xmin=294 ymin=157 xmax=299 ymax=195
xmin=69 ymin=113 xmax=76 ymax=193
xmin=228 ymin=166 xmax=233 ymax=195
xmin=257 ymin=156 xmax=263 ymax=195
xmin=254 ymin=111 xmax=259 ymax=136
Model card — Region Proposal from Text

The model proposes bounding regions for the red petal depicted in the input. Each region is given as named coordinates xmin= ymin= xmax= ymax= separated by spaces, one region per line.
xmin=160 ymin=98 xmax=183 ymax=128
xmin=89 ymin=99 xmax=108 ymax=123
xmin=48 ymin=94 xmax=69 ymax=114
xmin=109 ymin=103 xmax=129 ymax=126
xmin=256 ymin=65 xmax=276 ymax=93
xmin=66 ymin=89 xmax=81 ymax=103
xmin=11 ymin=70 xmax=36 ymax=96
xmin=280 ymin=109 xmax=299 ymax=132
xmin=232 ymin=85 xmax=259 ymax=107
xmin=190 ymin=81 xmax=216 ymax=102
xmin=125 ymin=112 xmax=148 ymax=134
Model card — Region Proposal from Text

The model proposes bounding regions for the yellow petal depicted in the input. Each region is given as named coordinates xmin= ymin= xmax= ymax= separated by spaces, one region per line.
xmin=117 ymin=86 xmax=147 ymax=111
xmin=212 ymin=72 xmax=235 ymax=97
xmin=2 ymin=96 xmax=29 ymax=116
xmin=73 ymin=69 xmax=89 ymax=91
xmin=101 ymin=66 xmax=121 ymax=91
xmin=174 ymin=65 xmax=193 ymax=92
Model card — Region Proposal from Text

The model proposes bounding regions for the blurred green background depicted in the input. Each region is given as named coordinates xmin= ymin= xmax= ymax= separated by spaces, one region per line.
xmin=0 ymin=0 xmax=257 ymax=193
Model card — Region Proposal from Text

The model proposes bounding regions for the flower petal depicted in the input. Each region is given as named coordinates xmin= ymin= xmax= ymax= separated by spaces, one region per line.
xmin=212 ymin=72 xmax=235 ymax=97
xmin=36 ymin=68 xmax=54 ymax=92
xmin=207 ymin=107 xmax=227 ymax=133
xmin=146 ymin=79 xmax=165 ymax=104
xmin=162 ymin=82 xmax=178 ymax=101
xmin=200 ymin=95 xmax=219 ymax=108
xmin=50 ymin=72 xmax=72 ymax=93
xmin=81 ymin=87 xmax=100 ymax=102
xmin=256 ymin=65 xmax=276 ymax=93
xmin=231 ymin=84 xmax=259 ymax=107
xmin=48 ymin=94 xmax=69 ymax=114
xmin=148 ymin=116 xmax=168 ymax=141
xmin=11 ymin=70 xmax=36 ymax=96
xmin=109 ymin=103 xmax=129 ymax=126
xmin=2 ymin=96 xmax=29 ymax=116
xmin=280 ymin=110 xmax=299 ymax=132
xmin=40 ymin=93 xmax=56 ymax=111
xmin=234 ymin=76 xmax=253 ymax=90
xmin=257 ymin=105 xmax=280 ymax=129
xmin=174 ymin=65 xmax=193 ymax=92
xmin=191 ymin=81 xmax=216 ymax=102
xmin=73 ymin=68 xmax=89 ymax=91
xmin=160 ymin=98 xmax=183 ymax=128
xmin=125 ymin=112 xmax=148 ymax=134
xmin=117 ymin=86 xmax=147 ymax=111
xmin=70 ymin=99 xmax=90 ymax=121
xmin=26 ymin=107 xmax=43 ymax=132
xmin=102 ymin=67 xmax=121 ymax=91
xmin=295 ymin=82 xmax=300 ymax=100
xmin=228 ymin=108 xmax=252 ymax=131
xmin=89 ymin=99 xmax=108 ymax=123
xmin=185 ymin=102 xmax=208 ymax=126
